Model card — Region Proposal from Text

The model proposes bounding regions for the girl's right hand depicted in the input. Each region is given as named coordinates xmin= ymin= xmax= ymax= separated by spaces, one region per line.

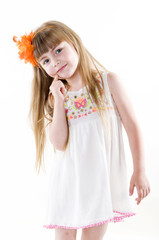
xmin=49 ymin=74 xmax=67 ymax=103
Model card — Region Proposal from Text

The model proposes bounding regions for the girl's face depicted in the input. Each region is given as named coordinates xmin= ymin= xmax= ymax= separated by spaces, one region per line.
xmin=39 ymin=41 xmax=79 ymax=79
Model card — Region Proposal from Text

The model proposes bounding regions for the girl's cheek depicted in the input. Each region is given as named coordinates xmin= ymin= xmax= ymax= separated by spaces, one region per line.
xmin=47 ymin=68 xmax=56 ymax=77
xmin=45 ymin=66 xmax=52 ymax=75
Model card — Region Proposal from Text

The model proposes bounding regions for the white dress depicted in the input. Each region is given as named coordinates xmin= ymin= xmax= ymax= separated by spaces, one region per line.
xmin=43 ymin=70 xmax=136 ymax=230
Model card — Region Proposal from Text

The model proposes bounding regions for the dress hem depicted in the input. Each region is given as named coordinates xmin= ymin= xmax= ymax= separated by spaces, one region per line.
xmin=43 ymin=211 xmax=136 ymax=229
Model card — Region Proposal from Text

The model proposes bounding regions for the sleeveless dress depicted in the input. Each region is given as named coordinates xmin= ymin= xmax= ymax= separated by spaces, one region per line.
xmin=43 ymin=70 xmax=136 ymax=230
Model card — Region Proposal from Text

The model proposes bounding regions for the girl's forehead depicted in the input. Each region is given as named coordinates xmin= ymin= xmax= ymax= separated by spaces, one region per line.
xmin=38 ymin=42 xmax=60 ymax=59
xmin=38 ymin=41 xmax=66 ymax=60
xmin=45 ymin=40 xmax=66 ymax=50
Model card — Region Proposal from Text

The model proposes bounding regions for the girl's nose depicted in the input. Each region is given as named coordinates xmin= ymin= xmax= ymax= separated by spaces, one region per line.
xmin=53 ymin=60 xmax=61 ymax=68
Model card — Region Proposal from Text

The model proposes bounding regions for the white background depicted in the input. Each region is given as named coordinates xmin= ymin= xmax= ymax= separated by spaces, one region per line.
xmin=0 ymin=0 xmax=158 ymax=239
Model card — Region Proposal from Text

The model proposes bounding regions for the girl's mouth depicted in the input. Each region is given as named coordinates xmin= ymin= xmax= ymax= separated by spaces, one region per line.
xmin=57 ymin=64 xmax=67 ymax=73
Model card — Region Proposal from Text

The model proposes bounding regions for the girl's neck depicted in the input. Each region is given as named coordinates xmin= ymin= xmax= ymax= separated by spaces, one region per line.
xmin=66 ymin=69 xmax=85 ymax=91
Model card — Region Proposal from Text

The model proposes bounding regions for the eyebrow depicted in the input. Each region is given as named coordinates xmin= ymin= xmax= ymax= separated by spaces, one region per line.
xmin=39 ymin=45 xmax=58 ymax=62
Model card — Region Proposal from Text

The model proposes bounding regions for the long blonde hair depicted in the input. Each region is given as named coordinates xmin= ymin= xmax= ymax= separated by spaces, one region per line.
xmin=28 ymin=20 xmax=111 ymax=174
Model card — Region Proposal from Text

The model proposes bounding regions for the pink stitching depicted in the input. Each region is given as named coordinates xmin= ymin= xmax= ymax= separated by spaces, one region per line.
xmin=43 ymin=211 xmax=136 ymax=229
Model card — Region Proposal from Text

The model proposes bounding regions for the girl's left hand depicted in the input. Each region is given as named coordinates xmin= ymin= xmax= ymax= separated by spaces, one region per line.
xmin=129 ymin=171 xmax=151 ymax=205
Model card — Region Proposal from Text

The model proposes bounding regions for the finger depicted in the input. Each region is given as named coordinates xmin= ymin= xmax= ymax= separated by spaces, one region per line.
xmin=135 ymin=195 xmax=142 ymax=204
xmin=140 ymin=189 xmax=144 ymax=199
xmin=136 ymin=187 xmax=143 ymax=202
xmin=129 ymin=183 xmax=134 ymax=195
xmin=49 ymin=75 xmax=59 ymax=92
xmin=53 ymin=74 xmax=59 ymax=81
xmin=138 ymin=186 xmax=143 ymax=197
xmin=136 ymin=186 xmax=140 ymax=198
xmin=137 ymin=199 xmax=141 ymax=205
xmin=146 ymin=187 xmax=150 ymax=196
xmin=140 ymin=190 xmax=143 ymax=199
xmin=136 ymin=196 xmax=141 ymax=204
xmin=143 ymin=188 xmax=146 ymax=198
xmin=61 ymin=87 xmax=67 ymax=95
xmin=145 ymin=188 xmax=148 ymax=197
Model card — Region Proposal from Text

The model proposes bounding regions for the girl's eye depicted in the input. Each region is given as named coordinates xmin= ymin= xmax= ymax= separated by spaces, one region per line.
xmin=43 ymin=59 xmax=49 ymax=65
xmin=56 ymin=48 xmax=62 ymax=54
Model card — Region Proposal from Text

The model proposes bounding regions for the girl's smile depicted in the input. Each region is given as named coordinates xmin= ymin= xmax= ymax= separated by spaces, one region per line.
xmin=57 ymin=64 xmax=67 ymax=73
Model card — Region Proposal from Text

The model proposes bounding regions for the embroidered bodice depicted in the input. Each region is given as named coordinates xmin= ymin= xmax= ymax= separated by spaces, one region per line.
xmin=64 ymin=73 xmax=120 ymax=126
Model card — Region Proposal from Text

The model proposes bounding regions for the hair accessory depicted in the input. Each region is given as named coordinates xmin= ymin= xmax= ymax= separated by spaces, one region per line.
xmin=13 ymin=25 xmax=55 ymax=67
xmin=13 ymin=31 xmax=38 ymax=67
xmin=33 ymin=25 xmax=55 ymax=38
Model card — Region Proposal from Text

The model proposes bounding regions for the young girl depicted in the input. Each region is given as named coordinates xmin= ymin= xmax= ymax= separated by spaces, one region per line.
xmin=13 ymin=20 xmax=150 ymax=240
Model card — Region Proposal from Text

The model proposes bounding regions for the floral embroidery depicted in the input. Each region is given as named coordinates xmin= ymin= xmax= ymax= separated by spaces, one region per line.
xmin=74 ymin=97 xmax=86 ymax=109
xmin=64 ymin=74 xmax=116 ymax=121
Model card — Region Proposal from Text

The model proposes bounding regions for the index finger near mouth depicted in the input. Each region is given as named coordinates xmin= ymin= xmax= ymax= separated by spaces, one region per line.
xmin=53 ymin=74 xmax=59 ymax=81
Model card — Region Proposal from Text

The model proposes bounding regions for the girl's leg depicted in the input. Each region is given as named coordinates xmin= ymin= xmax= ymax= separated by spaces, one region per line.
xmin=55 ymin=228 xmax=77 ymax=240
xmin=81 ymin=223 xmax=109 ymax=240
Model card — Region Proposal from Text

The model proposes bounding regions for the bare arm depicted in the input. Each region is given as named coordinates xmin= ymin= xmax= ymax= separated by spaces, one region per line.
xmin=107 ymin=71 xmax=146 ymax=173
xmin=107 ymin=71 xmax=151 ymax=205
xmin=124 ymin=121 xmax=146 ymax=173
xmin=49 ymin=98 xmax=69 ymax=151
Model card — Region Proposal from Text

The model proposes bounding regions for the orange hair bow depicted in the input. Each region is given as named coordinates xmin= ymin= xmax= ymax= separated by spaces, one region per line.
xmin=13 ymin=31 xmax=38 ymax=67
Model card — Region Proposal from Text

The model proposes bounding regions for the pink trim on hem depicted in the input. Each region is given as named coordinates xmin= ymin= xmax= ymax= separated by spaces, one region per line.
xmin=43 ymin=211 xmax=136 ymax=230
